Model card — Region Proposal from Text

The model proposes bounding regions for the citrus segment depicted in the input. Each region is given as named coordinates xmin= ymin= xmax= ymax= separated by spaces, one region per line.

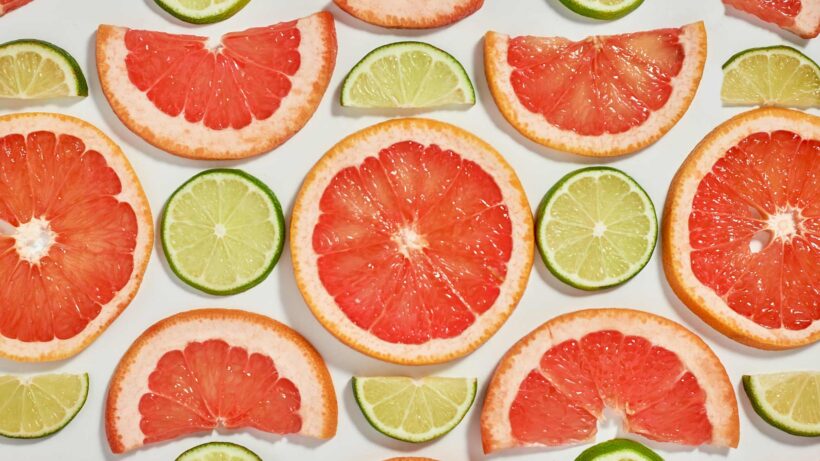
xmin=558 ymin=0 xmax=645 ymax=20
xmin=0 ymin=0 xmax=31 ymax=16
xmin=154 ymin=0 xmax=251 ymax=24
xmin=743 ymin=371 xmax=820 ymax=436
xmin=0 ymin=372 xmax=88 ymax=438
xmin=0 ymin=40 xmax=87 ymax=99
xmin=723 ymin=0 xmax=820 ymax=38
xmin=333 ymin=0 xmax=483 ymax=29
xmin=176 ymin=442 xmax=261 ymax=461
xmin=575 ymin=438 xmax=663 ymax=461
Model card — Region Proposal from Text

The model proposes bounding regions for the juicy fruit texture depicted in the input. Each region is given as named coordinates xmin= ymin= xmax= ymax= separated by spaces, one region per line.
xmin=176 ymin=442 xmax=262 ymax=461
xmin=722 ymin=46 xmax=820 ymax=108
xmin=0 ymin=39 xmax=87 ymax=98
xmin=0 ymin=373 xmax=88 ymax=438
xmin=154 ymin=0 xmax=251 ymax=24
xmin=0 ymin=0 xmax=32 ymax=16
xmin=743 ymin=372 xmax=820 ymax=436
xmin=558 ymin=0 xmax=645 ymax=20
xmin=333 ymin=0 xmax=484 ymax=29
xmin=723 ymin=0 xmax=820 ymax=38
xmin=575 ymin=438 xmax=664 ymax=461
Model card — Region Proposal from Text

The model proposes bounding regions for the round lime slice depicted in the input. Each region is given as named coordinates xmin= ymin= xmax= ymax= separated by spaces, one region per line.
xmin=154 ymin=0 xmax=251 ymax=24
xmin=176 ymin=441 xmax=262 ymax=461
xmin=743 ymin=372 xmax=820 ymax=437
xmin=575 ymin=438 xmax=664 ymax=461
xmin=161 ymin=169 xmax=285 ymax=295
xmin=0 ymin=373 xmax=88 ymax=439
xmin=0 ymin=39 xmax=87 ymax=99
xmin=558 ymin=0 xmax=645 ymax=20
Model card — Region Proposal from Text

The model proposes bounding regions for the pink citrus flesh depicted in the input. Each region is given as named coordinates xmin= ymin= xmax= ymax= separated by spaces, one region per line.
xmin=0 ymin=0 xmax=32 ymax=16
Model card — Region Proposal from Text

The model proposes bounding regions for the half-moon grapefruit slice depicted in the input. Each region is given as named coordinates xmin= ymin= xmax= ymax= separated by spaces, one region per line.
xmin=96 ymin=12 xmax=337 ymax=160
xmin=105 ymin=308 xmax=337 ymax=453
xmin=481 ymin=308 xmax=739 ymax=453
xmin=663 ymin=107 xmax=819 ymax=350
xmin=333 ymin=0 xmax=483 ymax=29
xmin=484 ymin=22 xmax=707 ymax=157
xmin=0 ymin=112 xmax=152 ymax=362
xmin=723 ymin=0 xmax=820 ymax=38
xmin=291 ymin=118 xmax=533 ymax=365
xmin=0 ymin=0 xmax=32 ymax=16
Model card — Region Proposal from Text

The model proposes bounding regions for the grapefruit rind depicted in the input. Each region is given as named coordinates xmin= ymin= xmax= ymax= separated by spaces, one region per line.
xmin=723 ymin=0 xmax=820 ymax=39
xmin=480 ymin=308 xmax=739 ymax=453
xmin=0 ymin=39 xmax=88 ymax=98
xmin=558 ymin=0 xmax=645 ymax=20
xmin=0 ymin=372 xmax=89 ymax=439
xmin=105 ymin=308 xmax=338 ymax=454
xmin=742 ymin=372 xmax=820 ymax=437
xmin=484 ymin=22 xmax=707 ymax=157
xmin=333 ymin=0 xmax=484 ymax=29
xmin=175 ymin=441 xmax=261 ymax=461
xmin=575 ymin=438 xmax=663 ymax=461
xmin=154 ymin=0 xmax=251 ymax=24
xmin=662 ymin=107 xmax=820 ymax=350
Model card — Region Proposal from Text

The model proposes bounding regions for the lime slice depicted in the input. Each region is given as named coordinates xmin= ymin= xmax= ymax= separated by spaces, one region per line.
xmin=341 ymin=41 xmax=475 ymax=109
xmin=743 ymin=372 xmax=820 ymax=437
xmin=558 ymin=0 xmax=644 ymax=20
xmin=575 ymin=438 xmax=664 ymax=461
xmin=161 ymin=169 xmax=285 ymax=295
xmin=352 ymin=376 xmax=477 ymax=442
xmin=154 ymin=0 xmax=251 ymax=24
xmin=722 ymin=45 xmax=820 ymax=108
xmin=0 ymin=39 xmax=87 ymax=99
xmin=176 ymin=441 xmax=262 ymax=461
xmin=0 ymin=373 xmax=88 ymax=438
xmin=536 ymin=167 xmax=657 ymax=290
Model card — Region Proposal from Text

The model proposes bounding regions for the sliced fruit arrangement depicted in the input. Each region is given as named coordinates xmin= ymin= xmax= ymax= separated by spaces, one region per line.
xmin=291 ymin=118 xmax=534 ymax=365
xmin=558 ymin=0 xmax=645 ymax=20
xmin=0 ymin=0 xmax=32 ymax=16
xmin=0 ymin=113 xmax=152 ymax=362
xmin=176 ymin=441 xmax=262 ymax=461
xmin=663 ymin=107 xmax=820 ymax=349
xmin=481 ymin=308 xmax=739 ymax=453
xmin=743 ymin=371 xmax=820 ymax=437
xmin=722 ymin=45 xmax=820 ymax=109
xmin=575 ymin=438 xmax=664 ymax=461
xmin=0 ymin=39 xmax=87 ymax=99
xmin=484 ymin=22 xmax=707 ymax=157
xmin=536 ymin=167 xmax=657 ymax=290
xmin=105 ymin=308 xmax=337 ymax=453
xmin=0 ymin=372 xmax=88 ymax=438
xmin=96 ymin=12 xmax=337 ymax=159
xmin=353 ymin=376 xmax=477 ymax=442
xmin=333 ymin=0 xmax=483 ymax=29
xmin=341 ymin=41 xmax=475 ymax=109
xmin=154 ymin=0 xmax=251 ymax=24
xmin=161 ymin=169 xmax=285 ymax=295
xmin=723 ymin=0 xmax=820 ymax=39
xmin=384 ymin=458 xmax=439 ymax=461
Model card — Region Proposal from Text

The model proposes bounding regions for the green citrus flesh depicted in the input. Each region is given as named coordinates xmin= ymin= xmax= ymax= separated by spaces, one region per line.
xmin=743 ymin=372 xmax=820 ymax=437
xmin=353 ymin=376 xmax=477 ymax=443
xmin=161 ymin=169 xmax=285 ymax=295
xmin=536 ymin=167 xmax=657 ymax=290
xmin=176 ymin=441 xmax=262 ymax=461
xmin=0 ymin=39 xmax=87 ymax=99
xmin=0 ymin=373 xmax=88 ymax=438
xmin=575 ymin=438 xmax=664 ymax=461
xmin=341 ymin=41 xmax=475 ymax=109
xmin=558 ymin=0 xmax=645 ymax=20
xmin=722 ymin=45 xmax=820 ymax=108
xmin=154 ymin=0 xmax=251 ymax=24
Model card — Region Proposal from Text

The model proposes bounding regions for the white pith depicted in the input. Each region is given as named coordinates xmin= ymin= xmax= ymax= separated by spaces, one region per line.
xmin=11 ymin=217 xmax=56 ymax=264
xmin=0 ymin=42 xmax=82 ymax=98
xmin=334 ymin=0 xmax=480 ymax=26
xmin=791 ymin=1 xmax=820 ymax=37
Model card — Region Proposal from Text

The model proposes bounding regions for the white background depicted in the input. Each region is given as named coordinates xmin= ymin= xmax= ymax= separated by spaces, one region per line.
xmin=0 ymin=1 xmax=818 ymax=460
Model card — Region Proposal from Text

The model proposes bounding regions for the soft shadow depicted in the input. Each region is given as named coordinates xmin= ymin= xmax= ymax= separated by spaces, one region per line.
xmin=533 ymin=255 xmax=615 ymax=297
xmin=0 ymin=97 xmax=84 ymax=113
xmin=466 ymin=378 xmax=487 ymax=461
xmin=723 ymin=6 xmax=811 ymax=46
xmin=737 ymin=380 xmax=819 ymax=447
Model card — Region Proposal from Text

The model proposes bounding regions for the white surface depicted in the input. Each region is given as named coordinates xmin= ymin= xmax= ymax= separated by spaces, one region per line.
xmin=0 ymin=1 xmax=817 ymax=460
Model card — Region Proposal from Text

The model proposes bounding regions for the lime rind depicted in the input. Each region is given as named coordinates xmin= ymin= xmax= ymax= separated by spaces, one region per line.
xmin=0 ymin=39 xmax=87 ymax=98
xmin=0 ymin=373 xmax=89 ymax=439
xmin=154 ymin=0 xmax=251 ymax=24
xmin=558 ymin=0 xmax=645 ymax=20
xmin=176 ymin=441 xmax=262 ymax=461
xmin=575 ymin=438 xmax=664 ymax=461
xmin=743 ymin=373 xmax=820 ymax=437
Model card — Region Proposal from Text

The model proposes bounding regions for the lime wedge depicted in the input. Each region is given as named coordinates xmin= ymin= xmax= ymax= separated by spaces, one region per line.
xmin=722 ymin=45 xmax=820 ymax=108
xmin=0 ymin=373 xmax=88 ymax=438
xmin=536 ymin=167 xmax=657 ymax=290
xmin=161 ymin=169 xmax=285 ymax=295
xmin=743 ymin=372 xmax=820 ymax=437
xmin=558 ymin=0 xmax=644 ymax=20
xmin=352 ymin=376 xmax=477 ymax=442
xmin=341 ymin=41 xmax=475 ymax=109
xmin=575 ymin=438 xmax=664 ymax=461
xmin=154 ymin=0 xmax=250 ymax=24
xmin=176 ymin=441 xmax=262 ymax=461
xmin=0 ymin=39 xmax=87 ymax=99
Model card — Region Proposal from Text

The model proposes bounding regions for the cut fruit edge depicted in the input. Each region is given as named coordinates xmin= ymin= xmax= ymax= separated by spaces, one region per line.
xmin=662 ymin=107 xmax=820 ymax=350
xmin=0 ymin=39 xmax=88 ymax=97
xmin=721 ymin=45 xmax=820 ymax=107
xmin=742 ymin=373 xmax=820 ymax=437
xmin=575 ymin=438 xmax=663 ymax=461
xmin=724 ymin=0 xmax=820 ymax=39
xmin=332 ymin=0 xmax=484 ymax=29
xmin=176 ymin=441 xmax=262 ymax=461
xmin=154 ymin=0 xmax=251 ymax=24
xmin=558 ymin=0 xmax=645 ymax=20
xmin=0 ymin=112 xmax=153 ymax=362
xmin=0 ymin=372 xmax=89 ymax=438
xmin=484 ymin=22 xmax=707 ymax=157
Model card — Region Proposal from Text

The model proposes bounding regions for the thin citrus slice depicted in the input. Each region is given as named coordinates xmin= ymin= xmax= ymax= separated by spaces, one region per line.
xmin=0 ymin=113 xmax=152 ymax=362
xmin=96 ymin=12 xmax=337 ymax=159
xmin=723 ymin=0 xmax=820 ymax=39
xmin=536 ymin=167 xmax=657 ymax=290
xmin=291 ymin=118 xmax=534 ymax=365
xmin=0 ymin=373 xmax=88 ymax=438
xmin=176 ymin=442 xmax=262 ymax=461
xmin=576 ymin=438 xmax=664 ymax=461
xmin=481 ymin=308 xmax=739 ymax=453
xmin=558 ymin=0 xmax=645 ymax=20
xmin=0 ymin=39 xmax=87 ymax=99
xmin=743 ymin=371 xmax=820 ymax=437
xmin=353 ymin=376 xmax=477 ymax=442
xmin=0 ymin=0 xmax=32 ymax=16
xmin=333 ymin=0 xmax=484 ymax=29
xmin=484 ymin=22 xmax=707 ymax=157
xmin=663 ymin=107 xmax=820 ymax=350
xmin=154 ymin=0 xmax=250 ymax=24
xmin=105 ymin=308 xmax=337 ymax=453
xmin=341 ymin=41 xmax=475 ymax=109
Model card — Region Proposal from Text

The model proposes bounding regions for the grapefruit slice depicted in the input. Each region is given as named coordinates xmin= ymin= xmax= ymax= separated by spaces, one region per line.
xmin=484 ymin=22 xmax=707 ymax=157
xmin=663 ymin=107 xmax=820 ymax=350
xmin=723 ymin=0 xmax=820 ymax=39
xmin=291 ymin=118 xmax=533 ymax=365
xmin=96 ymin=12 xmax=337 ymax=160
xmin=0 ymin=113 xmax=152 ymax=362
xmin=333 ymin=0 xmax=483 ymax=29
xmin=0 ymin=0 xmax=32 ymax=16
xmin=105 ymin=308 xmax=337 ymax=453
xmin=481 ymin=308 xmax=739 ymax=453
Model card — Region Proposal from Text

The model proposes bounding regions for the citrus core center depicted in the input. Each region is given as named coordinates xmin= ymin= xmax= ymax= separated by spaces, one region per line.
xmin=393 ymin=226 xmax=427 ymax=257
xmin=214 ymin=223 xmax=227 ymax=238
xmin=13 ymin=218 xmax=56 ymax=264
xmin=592 ymin=222 xmax=607 ymax=237
xmin=767 ymin=210 xmax=799 ymax=240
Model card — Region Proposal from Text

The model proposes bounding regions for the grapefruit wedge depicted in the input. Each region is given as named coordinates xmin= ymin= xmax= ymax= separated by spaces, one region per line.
xmin=481 ymin=308 xmax=739 ymax=453
xmin=0 ymin=113 xmax=152 ymax=362
xmin=0 ymin=0 xmax=32 ymax=16
xmin=723 ymin=0 xmax=820 ymax=38
xmin=96 ymin=12 xmax=337 ymax=160
xmin=105 ymin=308 xmax=337 ymax=453
xmin=291 ymin=118 xmax=533 ymax=365
xmin=664 ymin=107 xmax=820 ymax=350
xmin=484 ymin=22 xmax=707 ymax=157
xmin=333 ymin=0 xmax=483 ymax=29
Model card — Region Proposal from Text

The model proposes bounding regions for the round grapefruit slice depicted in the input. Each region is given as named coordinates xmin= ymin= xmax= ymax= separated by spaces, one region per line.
xmin=291 ymin=118 xmax=533 ymax=365
xmin=95 ymin=12 xmax=337 ymax=160
xmin=0 ymin=0 xmax=32 ymax=16
xmin=333 ymin=0 xmax=483 ymax=29
xmin=480 ymin=308 xmax=739 ymax=453
xmin=484 ymin=22 xmax=707 ymax=157
xmin=0 ymin=113 xmax=152 ymax=362
xmin=105 ymin=308 xmax=337 ymax=454
xmin=723 ymin=0 xmax=820 ymax=39
xmin=663 ymin=107 xmax=819 ymax=350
